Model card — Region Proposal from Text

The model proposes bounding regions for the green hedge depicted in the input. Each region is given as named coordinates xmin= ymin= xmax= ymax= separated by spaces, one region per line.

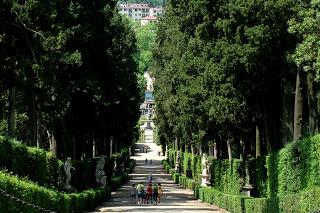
xmin=0 ymin=136 xmax=132 ymax=191
xmin=178 ymin=175 xmax=196 ymax=190
xmin=0 ymin=165 xmax=135 ymax=213
xmin=244 ymin=197 xmax=279 ymax=213
xmin=244 ymin=187 xmax=320 ymax=213
xmin=0 ymin=136 xmax=64 ymax=188
xmin=267 ymin=135 xmax=320 ymax=197
xmin=210 ymin=158 xmax=244 ymax=195
xmin=199 ymin=187 xmax=249 ymax=213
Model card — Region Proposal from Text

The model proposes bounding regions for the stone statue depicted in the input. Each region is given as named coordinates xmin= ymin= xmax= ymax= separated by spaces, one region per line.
xmin=201 ymin=153 xmax=210 ymax=186
xmin=64 ymin=157 xmax=75 ymax=189
xmin=95 ymin=157 xmax=106 ymax=187
xmin=201 ymin=154 xmax=208 ymax=173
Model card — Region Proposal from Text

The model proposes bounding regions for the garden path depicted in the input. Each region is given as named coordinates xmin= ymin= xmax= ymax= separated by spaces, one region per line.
xmin=88 ymin=142 xmax=228 ymax=213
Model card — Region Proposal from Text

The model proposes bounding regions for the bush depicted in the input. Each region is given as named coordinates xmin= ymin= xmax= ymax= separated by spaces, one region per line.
xmin=0 ymin=137 xmax=64 ymax=188
xmin=243 ymin=187 xmax=320 ymax=213
xmin=244 ymin=197 xmax=279 ymax=213
xmin=199 ymin=186 xmax=250 ymax=213
xmin=267 ymin=135 xmax=320 ymax=197
xmin=0 ymin=170 xmax=67 ymax=212
xmin=179 ymin=175 xmax=196 ymax=190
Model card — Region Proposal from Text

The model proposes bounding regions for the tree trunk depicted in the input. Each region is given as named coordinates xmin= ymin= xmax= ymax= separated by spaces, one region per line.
xmin=109 ymin=137 xmax=113 ymax=157
xmin=227 ymin=140 xmax=232 ymax=161
xmin=209 ymin=145 xmax=213 ymax=157
xmin=213 ymin=142 xmax=217 ymax=159
xmin=7 ymin=87 xmax=16 ymax=139
xmin=47 ymin=130 xmax=57 ymax=156
xmin=256 ymin=124 xmax=261 ymax=157
xmin=185 ymin=144 xmax=188 ymax=153
xmin=263 ymin=113 xmax=272 ymax=154
xmin=306 ymin=72 xmax=318 ymax=135
xmin=240 ymin=139 xmax=244 ymax=160
xmin=174 ymin=137 xmax=178 ymax=151
xmin=293 ymin=69 xmax=303 ymax=141
xmin=282 ymin=81 xmax=294 ymax=145
xmin=191 ymin=145 xmax=194 ymax=155
xmin=31 ymin=88 xmax=38 ymax=147
xmin=36 ymin=112 xmax=40 ymax=148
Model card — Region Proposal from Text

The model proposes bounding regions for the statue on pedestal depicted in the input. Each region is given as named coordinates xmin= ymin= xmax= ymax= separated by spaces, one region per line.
xmin=95 ymin=157 xmax=107 ymax=187
xmin=201 ymin=153 xmax=211 ymax=186
xmin=175 ymin=151 xmax=181 ymax=173
xmin=64 ymin=157 xmax=75 ymax=189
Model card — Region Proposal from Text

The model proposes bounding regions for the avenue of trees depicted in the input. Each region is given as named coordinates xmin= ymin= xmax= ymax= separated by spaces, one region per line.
xmin=0 ymin=0 xmax=141 ymax=160
xmin=152 ymin=0 xmax=320 ymax=158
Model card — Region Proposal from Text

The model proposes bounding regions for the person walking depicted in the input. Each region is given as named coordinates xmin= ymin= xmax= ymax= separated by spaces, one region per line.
xmin=130 ymin=184 xmax=137 ymax=204
xmin=152 ymin=183 xmax=158 ymax=205
xmin=136 ymin=182 xmax=144 ymax=205
xmin=146 ymin=183 xmax=152 ymax=204
xmin=148 ymin=172 xmax=152 ymax=184
xmin=158 ymin=183 xmax=163 ymax=203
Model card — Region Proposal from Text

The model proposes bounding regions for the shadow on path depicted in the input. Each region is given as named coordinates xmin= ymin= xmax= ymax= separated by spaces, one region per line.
xmin=88 ymin=142 xmax=228 ymax=213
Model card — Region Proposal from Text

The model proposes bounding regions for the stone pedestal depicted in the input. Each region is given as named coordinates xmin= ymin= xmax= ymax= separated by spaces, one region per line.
xmin=175 ymin=151 xmax=181 ymax=173
xmin=63 ymin=185 xmax=76 ymax=193
xmin=201 ymin=168 xmax=210 ymax=186
xmin=242 ymin=184 xmax=254 ymax=197
xmin=201 ymin=154 xmax=211 ymax=186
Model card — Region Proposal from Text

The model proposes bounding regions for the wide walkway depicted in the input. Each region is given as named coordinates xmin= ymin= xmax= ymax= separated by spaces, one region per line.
xmin=89 ymin=142 xmax=227 ymax=213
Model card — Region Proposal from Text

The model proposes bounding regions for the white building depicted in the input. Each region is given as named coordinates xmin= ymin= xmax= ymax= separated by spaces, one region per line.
xmin=149 ymin=7 xmax=163 ymax=17
xmin=117 ymin=3 xmax=150 ymax=20
xmin=117 ymin=3 xmax=164 ymax=21
xmin=141 ymin=16 xmax=158 ymax=26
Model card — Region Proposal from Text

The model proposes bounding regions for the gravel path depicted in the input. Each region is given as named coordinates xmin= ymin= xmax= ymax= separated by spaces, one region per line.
xmin=88 ymin=142 xmax=227 ymax=213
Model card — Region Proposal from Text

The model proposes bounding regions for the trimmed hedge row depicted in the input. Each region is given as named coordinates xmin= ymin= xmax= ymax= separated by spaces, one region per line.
xmin=0 ymin=170 xmax=111 ymax=212
xmin=0 ymin=159 xmax=135 ymax=213
xmin=110 ymin=159 xmax=135 ymax=191
xmin=0 ymin=136 xmax=64 ymax=188
xmin=199 ymin=186 xmax=250 ymax=213
xmin=244 ymin=187 xmax=320 ymax=213
xmin=267 ymin=135 xmax=320 ymax=197
xmin=0 ymin=136 xmax=132 ymax=191
xmin=163 ymin=159 xmax=320 ymax=213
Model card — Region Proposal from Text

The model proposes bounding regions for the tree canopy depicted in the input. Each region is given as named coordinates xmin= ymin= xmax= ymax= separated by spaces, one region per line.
xmin=152 ymin=0 xmax=320 ymax=158
xmin=0 ymin=0 xmax=141 ymax=160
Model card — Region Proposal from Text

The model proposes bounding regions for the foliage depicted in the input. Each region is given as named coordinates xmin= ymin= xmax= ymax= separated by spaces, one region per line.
xmin=199 ymin=186 xmax=250 ymax=213
xmin=0 ymin=136 xmax=133 ymax=191
xmin=244 ymin=197 xmax=279 ymax=213
xmin=210 ymin=159 xmax=244 ymax=195
xmin=0 ymin=0 xmax=141 ymax=160
xmin=288 ymin=0 xmax=320 ymax=80
xmin=267 ymin=134 xmax=320 ymax=197
xmin=0 ymin=157 xmax=135 ymax=212
xmin=0 ymin=136 xmax=64 ymax=188
xmin=152 ymin=0 xmax=302 ymax=161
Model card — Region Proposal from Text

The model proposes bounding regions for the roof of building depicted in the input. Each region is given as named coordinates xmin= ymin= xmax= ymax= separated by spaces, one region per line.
xmin=118 ymin=3 xmax=150 ymax=9
xmin=141 ymin=16 xmax=158 ymax=20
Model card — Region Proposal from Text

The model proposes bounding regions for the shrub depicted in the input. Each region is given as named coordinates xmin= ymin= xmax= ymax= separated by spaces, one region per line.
xmin=0 ymin=137 xmax=64 ymax=188
xmin=267 ymin=135 xmax=320 ymax=197
xmin=244 ymin=197 xmax=279 ymax=213
xmin=198 ymin=186 xmax=249 ymax=213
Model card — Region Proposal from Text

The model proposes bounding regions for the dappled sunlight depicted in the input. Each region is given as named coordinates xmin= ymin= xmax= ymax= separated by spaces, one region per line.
xmin=87 ymin=141 xmax=227 ymax=213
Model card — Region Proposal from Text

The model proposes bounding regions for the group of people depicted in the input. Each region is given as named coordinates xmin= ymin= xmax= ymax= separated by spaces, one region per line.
xmin=140 ymin=147 xmax=148 ymax=153
xmin=130 ymin=182 xmax=163 ymax=205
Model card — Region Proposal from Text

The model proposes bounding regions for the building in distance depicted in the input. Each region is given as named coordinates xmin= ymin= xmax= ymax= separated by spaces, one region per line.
xmin=117 ymin=3 xmax=164 ymax=24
